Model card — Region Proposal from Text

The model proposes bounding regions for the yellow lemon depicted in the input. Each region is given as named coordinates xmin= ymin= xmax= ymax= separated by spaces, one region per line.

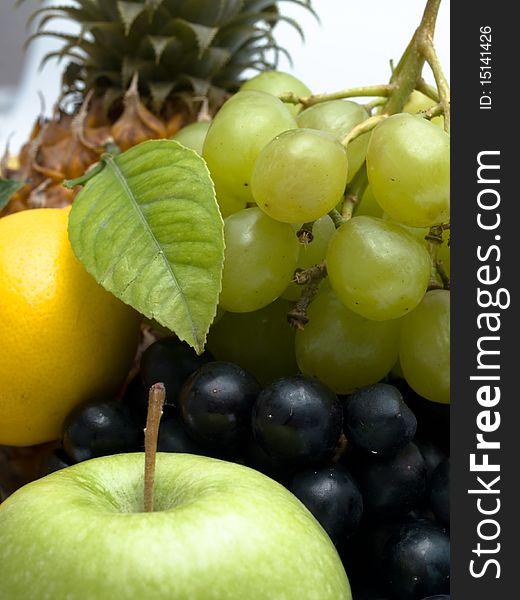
xmin=0 ymin=208 xmax=141 ymax=446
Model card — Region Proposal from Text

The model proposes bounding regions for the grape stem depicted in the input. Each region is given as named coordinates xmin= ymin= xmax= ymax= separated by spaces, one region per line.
xmin=340 ymin=114 xmax=387 ymax=148
xmin=287 ymin=261 xmax=328 ymax=330
xmin=342 ymin=164 xmax=368 ymax=220
xmin=436 ymin=260 xmax=451 ymax=290
xmin=416 ymin=78 xmax=440 ymax=102
xmin=419 ymin=103 xmax=444 ymax=120
xmin=382 ymin=0 xmax=443 ymax=116
xmin=336 ymin=0 xmax=448 ymax=223
xmin=341 ymin=198 xmax=356 ymax=221
xmin=292 ymin=261 xmax=327 ymax=286
xmin=279 ymin=85 xmax=393 ymax=108
xmin=144 ymin=382 xmax=166 ymax=513
xmin=426 ymin=223 xmax=450 ymax=291
xmin=419 ymin=40 xmax=450 ymax=132
xmin=279 ymin=1 xmax=448 ymax=125
xmin=427 ymin=241 xmax=444 ymax=291
xmin=364 ymin=97 xmax=387 ymax=112
xmin=297 ymin=221 xmax=315 ymax=244
xmin=328 ymin=208 xmax=347 ymax=229
xmin=286 ymin=0 xmax=448 ymax=324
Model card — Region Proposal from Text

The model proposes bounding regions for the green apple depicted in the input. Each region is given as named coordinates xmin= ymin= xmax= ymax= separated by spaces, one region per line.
xmin=0 ymin=453 xmax=351 ymax=600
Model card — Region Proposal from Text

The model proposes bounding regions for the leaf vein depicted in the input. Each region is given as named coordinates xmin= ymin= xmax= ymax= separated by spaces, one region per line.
xmin=104 ymin=155 xmax=199 ymax=344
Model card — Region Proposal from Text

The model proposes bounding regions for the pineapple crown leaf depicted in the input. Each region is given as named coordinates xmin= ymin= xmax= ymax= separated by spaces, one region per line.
xmin=150 ymin=19 xmax=219 ymax=60
xmin=213 ymin=0 xmax=247 ymax=25
xmin=62 ymin=61 xmax=84 ymax=85
xmin=230 ymin=10 xmax=305 ymax=41
xmin=147 ymin=35 xmax=173 ymax=64
xmin=189 ymin=47 xmax=232 ymax=79
xmin=178 ymin=20 xmax=219 ymax=58
xmin=22 ymin=0 xmax=315 ymax=113
xmin=121 ymin=56 xmax=157 ymax=88
xmin=164 ymin=0 xmax=244 ymax=28
xmin=30 ymin=29 xmax=121 ymax=71
xmin=143 ymin=80 xmax=178 ymax=111
xmin=27 ymin=5 xmax=100 ymax=34
xmin=176 ymin=75 xmax=211 ymax=98
xmin=218 ymin=24 xmax=290 ymax=69
xmin=248 ymin=0 xmax=317 ymax=19
xmin=40 ymin=49 xmax=85 ymax=71
xmin=117 ymin=1 xmax=149 ymax=36
xmin=24 ymin=29 xmax=84 ymax=51
xmin=145 ymin=0 xmax=164 ymax=11
xmin=255 ymin=42 xmax=292 ymax=67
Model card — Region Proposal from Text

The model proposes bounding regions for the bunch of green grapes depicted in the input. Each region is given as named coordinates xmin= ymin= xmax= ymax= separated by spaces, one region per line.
xmin=173 ymin=70 xmax=450 ymax=404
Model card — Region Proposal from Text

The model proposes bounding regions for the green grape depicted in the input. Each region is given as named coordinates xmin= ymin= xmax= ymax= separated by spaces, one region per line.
xmin=251 ymin=128 xmax=348 ymax=224
xmin=382 ymin=215 xmax=450 ymax=279
xmin=384 ymin=217 xmax=449 ymax=278
xmin=355 ymin=186 xmax=384 ymax=218
xmin=401 ymin=224 xmax=430 ymax=244
xmin=296 ymin=99 xmax=370 ymax=182
xmin=366 ymin=113 xmax=450 ymax=227
xmin=346 ymin=133 xmax=371 ymax=183
xmin=282 ymin=215 xmax=336 ymax=301
xmin=172 ymin=117 xmax=246 ymax=218
xmin=171 ymin=121 xmax=241 ymax=222
xmin=171 ymin=121 xmax=211 ymax=155
xmin=295 ymin=288 xmax=400 ymax=394
xmin=326 ymin=216 xmax=431 ymax=320
xmin=382 ymin=213 xmax=429 ymax=244
xmin=240 ymin=70 xmax=311 ymax=115
xmin=202 ymin=90 xmax=297 ymax=203
xmin=401 ymin=223 xmax=450 ymax=278
xmin=215 ymin=185 xmax=247 ymax=219
xmin=207 ymin=299 xmax=298 ymax=384
xmin=404 ymin=90 xmax=444 ymax=128
xmin=219 ymin=208 xmax=299 ymax=313
xmin=399 ymin=289 xmax=450 ymax=404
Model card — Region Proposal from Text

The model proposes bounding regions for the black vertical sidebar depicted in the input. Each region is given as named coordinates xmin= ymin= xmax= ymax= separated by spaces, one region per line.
xmin=451 ymin=3 xmax=517 ymax=599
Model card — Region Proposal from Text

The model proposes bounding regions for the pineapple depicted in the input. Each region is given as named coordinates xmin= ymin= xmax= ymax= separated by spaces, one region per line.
xmin=2 ymin=0 xmax=313 ymax=215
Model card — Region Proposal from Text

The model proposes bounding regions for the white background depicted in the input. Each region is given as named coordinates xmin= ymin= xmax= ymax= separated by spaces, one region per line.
xmin=0 ymin=0 xmax=450 ymax=153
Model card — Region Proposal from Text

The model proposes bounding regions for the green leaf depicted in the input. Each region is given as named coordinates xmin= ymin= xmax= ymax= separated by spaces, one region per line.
xmin=67 ymin=140 xmax=224 ymax=354
xmin=0 ymin=179 xmax=24 ymax=211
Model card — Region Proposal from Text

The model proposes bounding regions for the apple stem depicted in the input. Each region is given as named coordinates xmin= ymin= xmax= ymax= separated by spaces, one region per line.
xmin=144 ymin=382 xmax=165 ymax=512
